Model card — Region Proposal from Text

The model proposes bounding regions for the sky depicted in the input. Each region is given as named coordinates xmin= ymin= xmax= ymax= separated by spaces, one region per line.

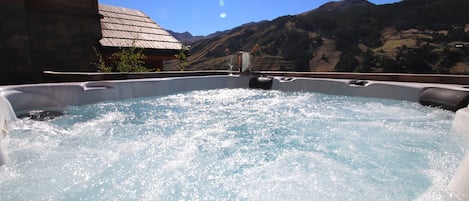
xmin=98 ymin=0 xmax=401 ymax=36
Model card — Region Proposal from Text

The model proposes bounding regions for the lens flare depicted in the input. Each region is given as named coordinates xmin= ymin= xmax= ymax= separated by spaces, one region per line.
xmin=219 ymin=0 xmax=224 ymax=7
xmin=220 ymin=12 xmax=227 ymax=18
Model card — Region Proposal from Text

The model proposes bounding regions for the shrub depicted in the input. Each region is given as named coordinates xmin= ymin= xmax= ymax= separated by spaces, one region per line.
xmin=91 ymin=47 xmax=112 ymax=72
xmin=112 ymin=43 xmax=147 ymax=72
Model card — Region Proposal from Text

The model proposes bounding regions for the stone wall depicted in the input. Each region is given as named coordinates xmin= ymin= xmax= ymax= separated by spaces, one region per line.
xmin=0 ymin=0 xmax=102 ymax=84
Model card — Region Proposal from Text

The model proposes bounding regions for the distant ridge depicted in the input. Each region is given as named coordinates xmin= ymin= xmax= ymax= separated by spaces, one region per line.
xmin=303 ymin=0 xmax=375 ymax=14
xmin=168 ymin=22 xmax=263 ymax=45
xmin=167 ymin=30 xmax=204 ymax=44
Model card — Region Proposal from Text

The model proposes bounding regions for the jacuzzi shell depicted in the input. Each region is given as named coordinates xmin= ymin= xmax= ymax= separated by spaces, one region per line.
xmin=0 ymin=75 xmax=468 ymax=199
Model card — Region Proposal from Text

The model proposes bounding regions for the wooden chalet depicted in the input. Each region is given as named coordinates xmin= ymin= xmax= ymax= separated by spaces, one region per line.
xmin=98 ymin=4 xmax=182 ymax=70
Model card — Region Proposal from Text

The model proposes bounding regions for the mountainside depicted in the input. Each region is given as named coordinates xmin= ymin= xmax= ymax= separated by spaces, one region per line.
xmin=305 ymin=0 xmax=375 ymax=14
xmin=166 ymin=0 xmax=469 ymax=74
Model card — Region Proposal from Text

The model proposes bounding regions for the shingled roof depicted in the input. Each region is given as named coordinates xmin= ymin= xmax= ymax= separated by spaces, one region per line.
xmin=99 ymin=4 xmax=181 ymax=50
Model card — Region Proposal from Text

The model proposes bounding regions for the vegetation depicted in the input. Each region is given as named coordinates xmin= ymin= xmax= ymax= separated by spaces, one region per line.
xmin=335 ymin=53 xmax=359 ymax=72
xmin=174 ymin=44 xmax=189 ymax=71
xmin=112 ymin=42 xmax=147 ymax=72
xmin=92 ymin=47 xmax=112 ymax=72
xmin=92 ymin=41 xmax=148 ymax=72
xmin=299 ymin=0 xmax=469 ymax=73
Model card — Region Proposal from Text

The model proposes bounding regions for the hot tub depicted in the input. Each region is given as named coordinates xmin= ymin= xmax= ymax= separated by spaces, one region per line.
xmin=1 ymin=75 xmax=468 ymax=200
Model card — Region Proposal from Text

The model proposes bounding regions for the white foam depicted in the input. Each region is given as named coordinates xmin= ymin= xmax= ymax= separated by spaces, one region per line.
xmin=1 ymin=89 xmax=467 ymax=200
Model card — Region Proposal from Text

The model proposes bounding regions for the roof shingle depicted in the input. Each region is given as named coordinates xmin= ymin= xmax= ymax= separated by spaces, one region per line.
xmin=99 ymin=4 xmax=181 ymax=50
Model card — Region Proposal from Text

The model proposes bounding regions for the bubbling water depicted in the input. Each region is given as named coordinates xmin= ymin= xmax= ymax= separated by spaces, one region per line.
xmin=1 ymin=89 xmax=467 ymax=200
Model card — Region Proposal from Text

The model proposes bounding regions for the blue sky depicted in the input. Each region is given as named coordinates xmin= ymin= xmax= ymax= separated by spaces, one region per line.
xmin=98 ymin=0 xmax=401 ymax=36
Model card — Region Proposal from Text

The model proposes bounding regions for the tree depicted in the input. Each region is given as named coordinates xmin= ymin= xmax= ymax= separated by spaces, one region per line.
xmin=380 ymin=57 xmax=404 ymax=73
xmin=394 ymin=46 xmax=432 ymax=73
xmin=436 ymin=48 xmax=462 ymax=70
xmin=335 ymin=53 xmax=359 ymax=72
xmin=174 ymin=44 xmax=189 ymax=71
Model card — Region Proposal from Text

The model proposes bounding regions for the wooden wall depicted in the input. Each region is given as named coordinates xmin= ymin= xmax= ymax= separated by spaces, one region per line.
xmin=0 ymin=0 xmax=102 ymax=84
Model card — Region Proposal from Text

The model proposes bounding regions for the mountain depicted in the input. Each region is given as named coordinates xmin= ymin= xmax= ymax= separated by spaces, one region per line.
xmin=166 ymin=0 xmax=469 ymax=74
xmin=304 ymin=0 xmax=375 ymax=14
xmin=167 ymin=30 xmax=205 ymax=44
xmin=169 ymin=22 xmax=266 ymax=45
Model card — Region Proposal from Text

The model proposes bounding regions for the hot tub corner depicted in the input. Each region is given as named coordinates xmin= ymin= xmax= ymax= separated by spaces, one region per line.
xmin=454 ymin=107 xmax=469 ymax=136
xmin=449 ymin=107 xmax=469 ymax=200
xmin=0 ymin=95 xmax=17 ymax=166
